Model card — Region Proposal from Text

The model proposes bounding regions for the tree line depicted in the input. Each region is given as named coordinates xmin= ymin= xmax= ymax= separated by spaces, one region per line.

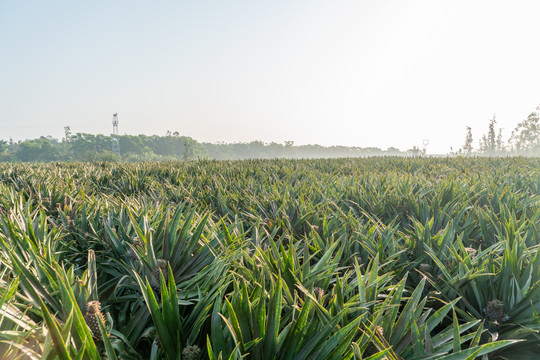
xmin=0 ymin=132 xmax=203 ymax=162
xmin=1 ymin=104 xmax=538 ymax=162
xmin=0 ymin=132 xmax=423 ymax=162
xmin=458 ymin=105 xmax=540 ymax=156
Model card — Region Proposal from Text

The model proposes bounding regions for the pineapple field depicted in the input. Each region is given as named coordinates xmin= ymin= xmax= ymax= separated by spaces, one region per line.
xmin=0 ymin=157 xmax=539 ymax=359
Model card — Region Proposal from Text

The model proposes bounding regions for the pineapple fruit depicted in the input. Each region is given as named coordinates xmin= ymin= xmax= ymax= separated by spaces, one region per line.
xmin=486 ymin=300 xmax=505 ymax=323
xmin=84 ymin=301 xmax=106 ymax=340
xmin=151 ymin=259 xmax=170 ymax=291
xmin=127 ymin=237 xmax=143 ymax=261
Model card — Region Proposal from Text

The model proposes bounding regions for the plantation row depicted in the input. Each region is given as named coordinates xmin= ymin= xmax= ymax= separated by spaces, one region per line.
xmin=0 ymin=157 xmax=539 ymax=359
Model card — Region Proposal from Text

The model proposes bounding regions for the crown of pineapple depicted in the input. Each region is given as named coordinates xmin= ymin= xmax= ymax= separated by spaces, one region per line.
xmin=182 ymin=345 xmax=202 ymax=360
xmin=86 ymin=301 xmax=101 ymax=314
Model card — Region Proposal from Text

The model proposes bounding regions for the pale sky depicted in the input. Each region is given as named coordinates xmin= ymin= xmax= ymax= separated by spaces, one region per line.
xmin=1 ymin=0 xmax=539 ymax=154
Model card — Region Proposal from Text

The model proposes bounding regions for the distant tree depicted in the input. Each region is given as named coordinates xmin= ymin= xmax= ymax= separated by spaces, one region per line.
xmin=184 ymin=138 xmax=194 ymax=160
xmin=64 ymin=126 xmax=72 ymax=142
xmin=69 ymin=133 xmax=111 ymax=160
xmin=407 ymin=146 xmax=423 ymax=157
xmin=479 ymin=115 xmax=500 ymax=155
xmin=386 ymin=147 xmax=400 ymax=155
xmin=0 ymin=140 xmax=7 ymax=153
xmin=496 ymin=128 xmax=505 ymax=152
xmin=462 ymin=126 xmax=474 ymax=155
xmin=16 ymin=141 xmax=41 ymax=162
xmin=488 ymin=115 xmax=497 ymax=152
xmin=508 ymin=108 xmax=540 ymax=153
xmin=8 ymin=137 xmax=19 ymax=154
xmin=119 ymin=135 xmax=149 ymax=155
xmin=0 ymin=140 xmax=10 ymax=162
xmin=59 ymin=126 xmax=72 ymax=159
xmin=39 ymin=139 xmax=59 ymax=161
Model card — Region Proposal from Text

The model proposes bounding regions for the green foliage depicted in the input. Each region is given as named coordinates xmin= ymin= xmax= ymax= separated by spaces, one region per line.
xmin=509 ymin=110 xmax=540 ymax=154
xmin=0 ymin=157 xmax=538 ymax=359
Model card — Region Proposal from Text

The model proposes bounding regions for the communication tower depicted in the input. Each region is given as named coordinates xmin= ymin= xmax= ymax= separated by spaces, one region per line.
xmin=112 ymin=113 xmax=120 ymax=154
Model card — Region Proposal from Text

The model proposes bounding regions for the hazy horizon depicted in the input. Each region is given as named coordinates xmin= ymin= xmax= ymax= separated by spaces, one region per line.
xmin=1 ymin=1 xmax=540 ymax=154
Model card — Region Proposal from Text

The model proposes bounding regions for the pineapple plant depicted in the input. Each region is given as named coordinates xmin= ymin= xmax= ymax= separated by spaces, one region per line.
xmin=0 ymin=158 xmax=538 ymax=359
